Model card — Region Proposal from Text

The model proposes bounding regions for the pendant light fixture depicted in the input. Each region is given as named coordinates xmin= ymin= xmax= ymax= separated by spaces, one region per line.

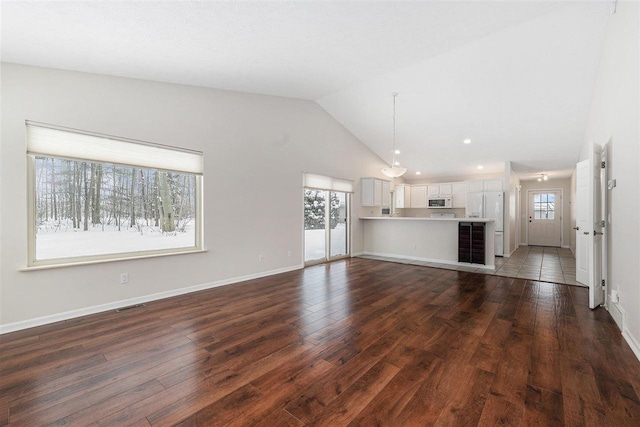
xmin=381 ymin=92 xmax=407 ymax=178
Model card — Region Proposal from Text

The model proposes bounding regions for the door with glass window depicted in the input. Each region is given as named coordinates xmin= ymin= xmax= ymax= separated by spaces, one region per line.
xmin=528 ymin=191 xmax=562 ymax=247
xmin=304 ymin=189 xmax=349 ymax=264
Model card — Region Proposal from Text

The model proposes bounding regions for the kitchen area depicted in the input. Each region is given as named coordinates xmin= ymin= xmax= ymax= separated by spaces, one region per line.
xmin=359 ymin=177 xmax=506 ymax=270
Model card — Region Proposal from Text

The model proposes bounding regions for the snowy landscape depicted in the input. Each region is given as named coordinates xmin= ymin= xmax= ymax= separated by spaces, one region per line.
xmin=34 ymin=156 xmax=196 ymax=261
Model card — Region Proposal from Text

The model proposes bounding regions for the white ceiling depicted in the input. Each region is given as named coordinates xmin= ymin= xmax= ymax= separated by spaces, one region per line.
xmin=1 ymin=1 xmax=611 ymax=181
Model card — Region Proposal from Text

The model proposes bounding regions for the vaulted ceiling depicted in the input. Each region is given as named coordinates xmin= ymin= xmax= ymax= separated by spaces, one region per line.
xmin=1 ymin=1 xmax=611 ymax=180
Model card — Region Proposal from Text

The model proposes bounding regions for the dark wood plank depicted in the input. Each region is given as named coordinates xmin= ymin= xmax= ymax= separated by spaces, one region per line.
xmin=0 ymin=257 xmax=638 ymax=426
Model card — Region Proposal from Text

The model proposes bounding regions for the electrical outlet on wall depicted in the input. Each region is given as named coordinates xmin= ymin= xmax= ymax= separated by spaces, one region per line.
xmin=259 ymin=254 xmax=264 ymax=262
xmin=120 ymin=273 xmax=129 ymax=284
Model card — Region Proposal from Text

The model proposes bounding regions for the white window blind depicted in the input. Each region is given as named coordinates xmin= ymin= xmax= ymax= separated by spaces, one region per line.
xmin=303 ymin=173 xmax=353 ymax=193
xmin=26 ymin=122 xmax=203 ymax=175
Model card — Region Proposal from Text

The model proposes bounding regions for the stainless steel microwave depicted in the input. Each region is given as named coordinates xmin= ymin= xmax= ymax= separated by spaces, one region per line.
xmin=428 ymin=197 xmax=452 ymax=208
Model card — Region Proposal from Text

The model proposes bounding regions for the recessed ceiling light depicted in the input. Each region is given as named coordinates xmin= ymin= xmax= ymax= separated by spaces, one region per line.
xmin=463 ymin=139 xmax=471 ymax=144
xmin=394 ymin=149 xmax=401 ymax=154
xmin=543 ymin=174 xmax=548 ymax=181
xmin=537 ymin=177 xmax=542 ymax=182
xmin=394 ymin=161 xmax=400 ymax=166
xmin=477 ymin=165 xmax=484 ymax=169
xmin=415 ymin=171 xmax=421 ymax=175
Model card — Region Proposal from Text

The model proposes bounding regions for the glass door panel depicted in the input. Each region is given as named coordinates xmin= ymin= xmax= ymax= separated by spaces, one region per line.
xmin=330 ymin=191 xmax=348 ymax=258
xmin=304 ymin=189 xmax=326 ymax=262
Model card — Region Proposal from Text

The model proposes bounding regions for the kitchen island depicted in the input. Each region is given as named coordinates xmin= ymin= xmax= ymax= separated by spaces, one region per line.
xmin=361 ymin=217 xmax=495 ymax=270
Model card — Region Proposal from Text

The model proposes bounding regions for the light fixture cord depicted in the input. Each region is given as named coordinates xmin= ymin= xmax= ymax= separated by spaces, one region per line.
xmin=392 ymin=92 xmax=397 ymax=166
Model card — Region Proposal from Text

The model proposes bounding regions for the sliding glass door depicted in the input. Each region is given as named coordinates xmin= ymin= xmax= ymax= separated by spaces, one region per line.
xmin=304 ymin=189 xmax=349 ymax=264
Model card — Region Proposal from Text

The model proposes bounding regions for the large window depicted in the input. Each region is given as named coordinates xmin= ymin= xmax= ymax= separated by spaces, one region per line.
xmin=27 ymin=122 xmax=203 ymax=267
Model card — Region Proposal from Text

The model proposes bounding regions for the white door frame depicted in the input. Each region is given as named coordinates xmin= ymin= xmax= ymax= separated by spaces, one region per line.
xmin=600 ymin=143 xmax=609 ymax=307
xmin=525 ymin=188 xmax=563 ymax=247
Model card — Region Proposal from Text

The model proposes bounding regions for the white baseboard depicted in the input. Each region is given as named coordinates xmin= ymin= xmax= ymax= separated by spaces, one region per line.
xmin=608 ymin=301 xmax=625 ymax=332
xmin=623 ymin=327 xmax=640 ymax=364
xmin=361 ymin=251 xmax=495 ymax=271
xmin=351 ymin=251 xmax=365 ymax=257
xmin=0 ymin=264 xmax=304 ymax=335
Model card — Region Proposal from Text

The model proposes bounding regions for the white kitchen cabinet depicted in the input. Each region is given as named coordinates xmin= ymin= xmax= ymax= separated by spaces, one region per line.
xmin=410 ymin=185 xmax=427 ymax=208
xmin=427 ymin=185 xmax=440 ymax=197
xmin=427 ymin=183 xmax=453 ymax=197
xmin=467 ymin=179 xmax=503 ymax=193
xmin=373 ymin=180 xmax=382 ymax=206
xmin=382 ymin=181 xmax=391 ymax=206
xmin=467 ymin=180 xmax=484 ymax=193
xmin=360 ymin=178 xmax=391 ymax=206
xmin=452 ymin=182 xmax=467 ymax=208
xmin=394 ymin=184 xmax=411 ymax=209
xmin=483 ymin=179 xmax=503 ymax=192
xmin=438 ymin=183 xmax=453 ymax=196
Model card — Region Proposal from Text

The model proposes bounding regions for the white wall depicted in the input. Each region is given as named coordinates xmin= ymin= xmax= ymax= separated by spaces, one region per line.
xmin=580 ymin=1 xmax=640 ymax=357
xmin=519 ymin=178 xmax=572 ymax=248
xmin=0 ymin=63 xmax=388 ymax=330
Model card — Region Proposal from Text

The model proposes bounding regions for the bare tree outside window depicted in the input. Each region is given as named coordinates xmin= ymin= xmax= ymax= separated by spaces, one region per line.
xmin=34 ymin=157 xmax=197 ymax=261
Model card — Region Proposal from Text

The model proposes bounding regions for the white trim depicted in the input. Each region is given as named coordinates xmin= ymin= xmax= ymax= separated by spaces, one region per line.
xmin=608 ymin=300 xmax=625 ymax=331
xmin=351 ymin=251 xmax=365 ymax=257
xmin=362 ymin=251 xmax=495 ymax=270
xmin=622 ymin=327 xmax=640 ymax=364
xmin=0 ymin=264 xmax=303 ymax=335
xmin=21 ymin=249 xmax=209 ymax=271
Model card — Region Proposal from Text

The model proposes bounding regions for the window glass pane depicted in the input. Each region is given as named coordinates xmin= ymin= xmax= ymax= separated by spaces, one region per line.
xmin=34 ymin=157 xmax=197 ymax=261
xmin=304 ymin=189 xmax=326 ymax=261
xmin=548 ymin=211 xmax=555 ymax=220
xmin=534 ymin=210 xmax=542 ymax=219
xmin=534 ymin=194 xmax=541 ymax=203
xmin=548 ymin=194 xmax=555 ymax=203
xmin=330 ymin=192 xmax=348 ymax=258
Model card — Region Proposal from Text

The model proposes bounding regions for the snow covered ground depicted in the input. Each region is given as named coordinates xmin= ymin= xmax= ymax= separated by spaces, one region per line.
xmin=36 ymin=222 xmax=195 ymax=260
xmin=305 ymin=224 xmax=347 ymax=261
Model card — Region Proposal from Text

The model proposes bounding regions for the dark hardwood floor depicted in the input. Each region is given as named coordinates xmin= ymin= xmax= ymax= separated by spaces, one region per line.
xmin=2 ymin=258 xmax=640 ymax=426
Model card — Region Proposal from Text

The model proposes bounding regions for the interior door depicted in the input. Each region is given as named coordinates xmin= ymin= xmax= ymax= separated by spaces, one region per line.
xmin=528 ymin=191 xmax=561 ymax=247
xmin=576 ymin=150 xmax=603 ymax=308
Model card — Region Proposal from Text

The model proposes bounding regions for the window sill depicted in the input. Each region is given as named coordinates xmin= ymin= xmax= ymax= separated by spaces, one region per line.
xmin=20 ymin=248 xmax=209 ymax=272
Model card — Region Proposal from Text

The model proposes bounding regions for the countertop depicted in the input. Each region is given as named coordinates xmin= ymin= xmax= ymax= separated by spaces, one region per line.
xmin=360 ymin=217 xmax=495 ymax=222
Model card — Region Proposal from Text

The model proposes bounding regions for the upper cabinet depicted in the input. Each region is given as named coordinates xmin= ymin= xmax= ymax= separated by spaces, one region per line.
xmin=360 ymin=178 xmax=391 ymax=206
xmin=382 ymin=181 xmax=391 ymax=206
xmin=428 ymin=183 xmax=452 ymax=197
xmin=410 ymin=185 xmax=428 ymax=208
xmin=451 ymin=182 xmax=467 ymax=208
xmin=467 ymin=179 xmax=503 ymax=193
xmin=394 ymin=184 xmax=411 ymax=209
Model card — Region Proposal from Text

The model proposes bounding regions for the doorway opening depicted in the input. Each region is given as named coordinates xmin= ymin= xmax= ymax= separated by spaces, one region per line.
xmin=527 ymin=190 xmax=563 ymax=247
xmin=304 ymin=189 xmax=350 ymax=265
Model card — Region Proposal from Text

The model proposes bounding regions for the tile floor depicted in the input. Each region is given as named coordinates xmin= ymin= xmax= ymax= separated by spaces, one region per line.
xmin=358 ymin=245 xmax=582 ymax=286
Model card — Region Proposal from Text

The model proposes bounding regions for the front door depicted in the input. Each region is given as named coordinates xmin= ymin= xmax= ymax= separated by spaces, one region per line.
xmin=528 ymin=191 xmax=561 ymax=247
